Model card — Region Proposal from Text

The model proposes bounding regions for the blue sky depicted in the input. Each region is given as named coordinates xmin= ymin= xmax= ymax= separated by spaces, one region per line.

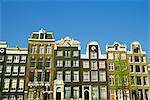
xmin=0 ymin=0 xmax=149 ymax=57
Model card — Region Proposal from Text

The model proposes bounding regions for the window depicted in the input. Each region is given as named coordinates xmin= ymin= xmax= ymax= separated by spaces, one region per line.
xmin=2 ymin=95 xmax=8 ymax=100
xmin=57 ymin=71 xmax=63 ymax=80
xmin=130 ymin=65 xmax=134 ymax=72
xmin=73 ymin=71 xmax=79 ymax=82
xmin=92 ymin=87 xmax=99 ymax=100
xmin=65 ymin=87 xmax=71 ymax=99
xmin=114 ymin=53 xmax=119 ymax=60
xmin=142 ymin=57 xmax=146 ymax=63
xmin=83 ymin=71 xmax=90 ymax=82
xmin=11 ymin=79 xmax=17 ymax=91
xmin=65 ymin=51 xmax=71 ymax=57
xmin=137 ymin=76 xmax=141 ymax=85
xmin=99 ymin=71 xmax=106 ymax=82
xmin=39 ymin=46 xmax=44 ymax=54
xmin=91 ymin=71 xmax=98 ymax=81
xmin=83 ymin=61 xmax=89 ymax=68
xmin=37 ymin=72 xmax=42 ymax=81
xmin=73 ymin=60 xmax=79 ymax=67
xmin=0 ymin=55 xmax=4 ymax=62
xmin=129 ymin=56 xmax=132 ymax=62
xmin=3 ymin=78 xmax=10 ymax=91
xmin=18 ymin=79 xmax=24 ymax=91
xmin=57 ymin=51 xmax=63 ymax=56
xmin=0 ymin=65 xmax=3 ymax=73
xmin=56 ymin=60 xmax=63 ymax=67
xmin=121 ymin=53 xmax=126 ymax=60
xmin=9 ymin=95 xmax=16 ymax=100
xmin=30 ymin=58 xmax=36 ymax=67
xmin=108 ymin=53 xmax=113 ymax=59
xmin=19 ymin=66 xmax=25 ymax=76
xmin=20 ymin=56 xmax=26 ymax=63
xmin=73 ymin=87 xmax=79 ymax=98
xmin=45 ymin=58 xmax=51 ymax=67
xmin=46 ymin=46 xmax=51 ymax=54
xmin=99 ymin=61 xmax=105 ymax=69
xmin=90 ymin=52 xmax=97 ymax=59
xmin=108 ymin=63 xmax=114 ymax=71
xmin=133 ymin=47 xmax=139 ymax=53
xmin=7 ymin=56 xmax=13 ymax=63
xmin=5 ymin=66 xmax=11 ymax=75
xmin=100 ymin=86 xmax=107 ymax=99
xmin=12 ymin=66 xmax=18 ymax=76
xmin=65 ymin=60 xmax=71 ymax=67
xmin=13 ymin=56 xmax=20 ymax=63
xmin=37 ymin=58 xmax=43 ymax=69
xmin=142 ymin=65 xmax=146 ymax=73
xmin=45 ymin=72 xmax=50 ymax=82
xmin=29 ymin=72 xmax=34 ymax=82
xmin=143 ymin=76 xmax=148 ymax=85
xmin=73 ymin=51 xmax=79 ymax=57
xmin=134 ymin=56 xmax=139 ymax=62
xmin=65 ymin=71 xmax=71 ymax=82
xmin=28 ymin=91 xmax=34 ymax=99
xmin=17 ymin=95 xmax=23 ymax=100
xmin=136 ymin=65 xmax=140 ymax=72
xmin=31 ymin=46 xmax=37 ymax=54
xmin=130 ymin=76 xmax=134 ymax=85
xmin=91 ymin=61 xmax=97 ymax=70
xmin=109 ymin=75 xmax=114 ymax=85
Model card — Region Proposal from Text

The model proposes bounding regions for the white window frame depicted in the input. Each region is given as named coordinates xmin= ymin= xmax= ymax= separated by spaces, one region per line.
xmin=12 ymin=66 xmax=18 ymax=76
xmin=57 ymin=51 xmax=63 ymax=56
xmin=10 ymin=79 xmax=17 ymax=92
xmin=13 ymin=56 xmax=20 ymax=63
xmin=46 ymin=45 xmax=51 ymax=54
xmin=108 ymin=52 xmax=114 ymax=59
xmin=73 ymin=51 xmax=79 ymax=57
xmin=100 ymin=86 xmax=107 ymax=99
xmin=83 ymin=71 xmax=90 ymax=82
xmin=99 ymin=71 xmax=106 ymax=82
xmin=0 ymin=65 xmax=3 ymax=73
xmin=90 ymin=52 xmax=97 ymax=59
xmin=91 ymin=71 xmax=98 ymax=82
xmin=65 ymin=71 xmax=71 ymax=82
xmin=7 ymin=56 xmax=13 ymax=63
xmin=57 ymin=71 xmax=63 ymax=80
xmin=5 ymin=66 xmax=11 ymax=76
xmin=31 ymin=46 xmax=37 ymax=54
xmin=92 ymin=86 xmax=99 ymax=99
xmin=65 ymin=87 xmax=71 ymax=99
xmin=73 ymin=71 xmax=79 ymax=82
xmin=20 ymin=56 xmax=26 ymax=63
xmin=39 ymin=46 xmax=44 ymax=54
xmin=108 ymin=63 xmax=114 ymax=71
xmin=91 ymin=61 xmax=97 ymax=70
xmin=121 ymin=53 xmax=126 ymax=60
xmin=99 ymin=61 xmax=105 ymax=69
xmin=3 ymin=78 xmax=10 ymax=92
xmin=73 ymin=60 xmax=79 ymax=67
xmin=19 ymin=66 xmax=25 ymax=76
xmin=73 ymin=87 xmax=79 ymax=99
xmin=56 ymin=60 xmax=63 ymax=67
xmin=83 ymin=61 xmax=89 ymax=68
xmin=18 ymin=79 xmax=24 ymax=92
xmin=65 ymin=60 xmax=71 ymax=67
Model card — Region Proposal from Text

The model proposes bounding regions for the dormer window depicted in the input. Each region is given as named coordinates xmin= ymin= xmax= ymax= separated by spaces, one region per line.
xmin=32 ymin=34 xmax=39 ymax=39
xmin=114 ymin=44 xmax=119 ymax=50
xmin=40 ymin=33 xmax=44 ymax=39
xmin=133 ymin=47 xmax=139 ymax=53
xmin=45 ymin=34 xmax=52 ymax=39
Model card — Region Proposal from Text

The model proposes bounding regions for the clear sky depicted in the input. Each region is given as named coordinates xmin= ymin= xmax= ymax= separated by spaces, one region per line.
xmin=0 ymin=0 xmax=149 ymax=57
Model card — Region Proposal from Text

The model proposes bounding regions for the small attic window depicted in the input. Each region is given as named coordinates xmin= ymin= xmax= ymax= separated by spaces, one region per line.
xmin=133 ymin=47 xmax=139 ymax=53
xmin=45 ymin=34 xmax=52 ymax=39
xmin=32 ymin=34 xmax=39 ymax=39
xmin=40 ymin=33 xmax=44 ymax=39
xmin=114 ymin=44 xmax=119 ymax=50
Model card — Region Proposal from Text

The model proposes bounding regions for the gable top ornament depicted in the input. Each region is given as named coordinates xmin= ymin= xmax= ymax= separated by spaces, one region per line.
xmin=55 ymin=36 xmax=80 ymax=49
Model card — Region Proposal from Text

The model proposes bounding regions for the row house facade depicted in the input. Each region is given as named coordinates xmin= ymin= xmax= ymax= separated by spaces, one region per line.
xmin=128 ymin=41 xmax=149 ymax=100
xmin=106 ymin=42 xmax=130 ymax=100
xmin=54 ymin=37 xmax=81 ymax=100
xmin=81 ymin=41 xmax=108 ymax=100
xmin=0 ymin=41 xmax=28 ymax=100
xmin=24 ymin=28 xmax=55 ymax=100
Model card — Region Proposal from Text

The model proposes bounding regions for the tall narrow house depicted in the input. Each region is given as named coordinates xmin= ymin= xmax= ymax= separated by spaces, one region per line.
xmin=128 ymin=41 xmax=149 ymax=100
xmin=24 ymin=28 xmax=55 ymax=100
xmin=106 ymin=42 xmax=130 ymax=100
xmin=54 ymin=37 xmax=81 ymax=100
xmin=0 ymin=41 xmax=28 ymax=100
xmin=81 ymin=41 xmax=108 ymax=100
